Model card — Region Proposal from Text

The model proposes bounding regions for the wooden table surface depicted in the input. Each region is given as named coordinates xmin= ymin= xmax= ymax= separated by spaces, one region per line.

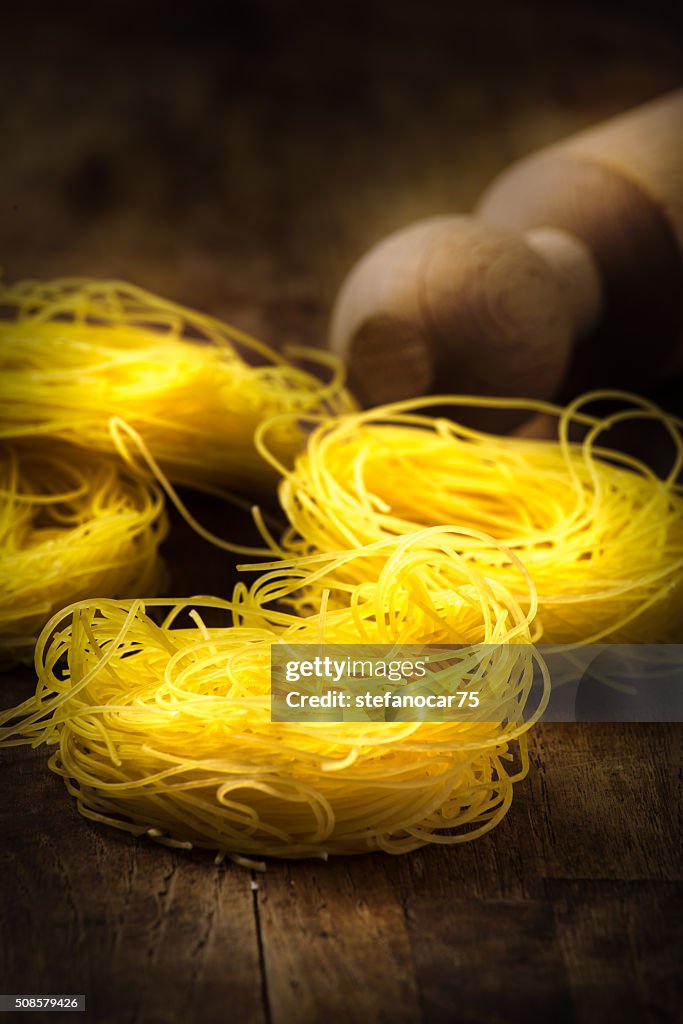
xmin=3 ymin=655 xmax=681 ymax=1024
xmin=1 ymin=3 xmax=682 ymax=1022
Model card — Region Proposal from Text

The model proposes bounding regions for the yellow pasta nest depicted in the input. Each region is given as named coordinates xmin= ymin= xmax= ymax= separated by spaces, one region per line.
xmin=0 ymin=529 xmax=547 ymax=865
xmin=0 ymin=277 xmax=355 ymax=492
xmin=0 ymin=442 xmax=167 ymax=659
xmin=0 ymin=275 xmax=354 ymax=655
xmin=256 ymin=393 xmax=683 ymax=643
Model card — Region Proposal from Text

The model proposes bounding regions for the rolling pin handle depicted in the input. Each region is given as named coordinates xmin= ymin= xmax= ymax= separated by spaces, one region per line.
xmin=524 ymin=227 xmax=603 ymax=339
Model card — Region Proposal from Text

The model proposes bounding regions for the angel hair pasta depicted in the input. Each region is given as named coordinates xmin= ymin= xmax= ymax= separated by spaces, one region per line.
xmin=0 ymin=441 xmax=167 ymax=659
xmin=0 ymin=528 xmax=548 ymax=865
xmin=0 ymin=277 xmax=354 ymax=493
xmin=255 ymin=391 xmax=683 ymax=644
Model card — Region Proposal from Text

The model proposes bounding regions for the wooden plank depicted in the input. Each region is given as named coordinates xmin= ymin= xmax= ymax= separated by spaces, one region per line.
xmin=524 ymin=725 xmax=682 ymax=881
xmin=550 ymin=880 xmax=683 ymax=1024
xmin=405 ymin=894 xmax=573 ymax=1024
xmin=0 ymin=740 xmax=265 ymax=1024
xmin=4 ymin=706 xmax=681 ymax=1023
xmin=255 ymin=858 xmax=421 ymax=1024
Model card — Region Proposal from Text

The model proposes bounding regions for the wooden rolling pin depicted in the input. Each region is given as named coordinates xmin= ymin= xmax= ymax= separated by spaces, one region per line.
xmin=329 ymin=90 xmax=683 ymax=419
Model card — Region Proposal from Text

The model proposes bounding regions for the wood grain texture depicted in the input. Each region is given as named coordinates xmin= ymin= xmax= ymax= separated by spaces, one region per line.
xmin=551 ymin=881 xmax=683 ymax=1024
xmin=256 ymin=860 xmax=420 ymax=1024
xmin=1 ymin=2 xmax=682 ymax=1021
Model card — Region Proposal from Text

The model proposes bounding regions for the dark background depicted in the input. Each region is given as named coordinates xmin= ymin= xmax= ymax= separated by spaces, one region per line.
xmin=1 ymin=2 xmax=682 ymax=1022
xmin=2 ymin=1 xmax=682 ymax=349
